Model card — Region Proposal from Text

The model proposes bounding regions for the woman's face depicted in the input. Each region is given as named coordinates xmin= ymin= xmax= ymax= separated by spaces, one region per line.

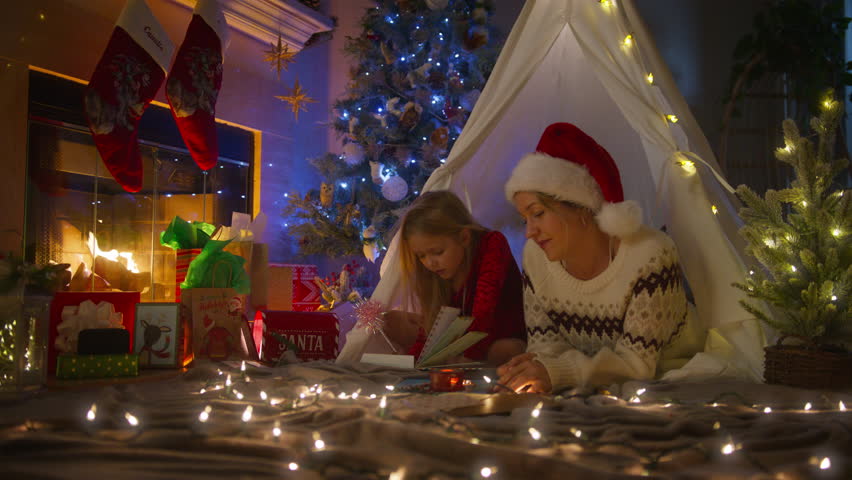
xmin=513 ymin=191 xmax=585 ymax=262
xmin=406 ymin=231 xmax=468 ymax=283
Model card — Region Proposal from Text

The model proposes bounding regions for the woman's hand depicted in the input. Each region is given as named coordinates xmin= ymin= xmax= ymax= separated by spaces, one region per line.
xmin=496 ymin=352 xmax=552 ymax=393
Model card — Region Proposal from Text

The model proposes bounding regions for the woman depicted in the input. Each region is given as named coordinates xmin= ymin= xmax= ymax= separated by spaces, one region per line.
xmin=383 ymin=190 xmax=527 ymax=366
xmin=498 ymin=123 xmax=691 ymax=392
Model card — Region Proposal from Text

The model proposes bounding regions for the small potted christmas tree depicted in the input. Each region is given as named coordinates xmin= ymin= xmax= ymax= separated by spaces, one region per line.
xmin=734 ymin=91 xmax=851 ymax=389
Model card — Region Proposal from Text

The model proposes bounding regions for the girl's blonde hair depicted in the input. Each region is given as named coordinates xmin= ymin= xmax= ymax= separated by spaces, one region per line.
xmin=399 ymin=191 xmax=486 ymax=333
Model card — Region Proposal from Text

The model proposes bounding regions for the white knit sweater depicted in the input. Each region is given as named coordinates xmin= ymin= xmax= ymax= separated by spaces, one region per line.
xmin=522 ymin=227 xmax=688 ymax=390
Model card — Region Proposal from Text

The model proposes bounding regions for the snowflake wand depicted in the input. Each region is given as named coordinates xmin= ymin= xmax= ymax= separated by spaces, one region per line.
xmin=353 ymin=299 xmax=398 ymax=353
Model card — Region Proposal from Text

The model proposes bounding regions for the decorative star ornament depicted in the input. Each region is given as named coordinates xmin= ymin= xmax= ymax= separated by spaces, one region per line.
xmin=264 ymin=33 xmax=296 ymax=80
xmin=275 ymin=79 xmax=317 ymax=121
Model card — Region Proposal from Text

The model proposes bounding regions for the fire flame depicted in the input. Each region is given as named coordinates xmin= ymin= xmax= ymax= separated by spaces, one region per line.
xmin=87 ymin=232 xmax=140 ymax=273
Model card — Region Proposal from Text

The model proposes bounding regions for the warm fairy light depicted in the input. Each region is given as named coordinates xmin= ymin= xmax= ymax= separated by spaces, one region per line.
xmin=241 ymin=361 xmax=246 ymax=371
xmin=531 ymin=402 xmax=543 ymax=418
xmin=125 ymin=412 xmax=139 ymax=427
xmin=198 ymin=406 xmax=211 ymax=423
xmin=840 ymin=401 xmax=847 ymax=412
xmin=389 ymin=467 xmax=406 ymax=480
xmin=713 ymin=421 xmax=720 ymax=430
xmin=226 ymin=375 xmax=232 ymax=387
xmin=483 ymin=375 xmax=492 ymax=383
xmin=528 ymin=427 xmax=542 ymax=441
xmin=801 ymin=200 xmax=808 ymax=207
xmin=471 ymin=438 xmax=481 ymax=445
xmin=86 ymin=404 xmax=97 ymax=421
xmin=242 ymin=405 xmax=253 ymax=422
xmin=679 ymin=160 xmax=696 ymax=174
xmin=218 ymin=369 xmax=223 ymax=375
xmin=369 ymin=394 xmax=376 ymax=399
xmin=352 ymin=391 xmax=360 ymax=399
xmin=636 ymin=388 xmax=646 ymax=396
xmin=273 ymin=424 xmax=282 ymax=437
xmin=804 ymin=402 xmax=812 ymax=411
xmin=832 ymin=228 xmax=841 ymax=237
xmin=763 ymin=407 xmax=772 ymax=414
xmin=790 ymin=265 xmax=797 ymax=273
xmin=199 ymin=388 xmax=206 ymax=394
xmin=288 ymin=462 xmax=299 ymax=471
xmin=820 ymin=457 xmax=831 ymax=470
xmin=385 ymin=385 xmax=395 ymax=391
xmin=622 ymin=34 xmax=633 ymax=47
xmin=571 ymin=428 xmax=582 ymax=438
xmin=646 ymin=73 xmax=654 ymax=84
xmin=764 ymin=238 xmax=776 ymax=248
xmin=666 ymin=114 xmax=679 ymax=123
xmin=380 ymin=396 xmax=388 ymax=409
xmin=823 ymin=99 xmax=834 ymax=110
xmin=711 ymin=205 xmax=718 ymax=215
xmin=663 ymin=403 xmax=672 ymax=408
xmin=338 ymin=392 xmax=348 ymax=399
xmin=314 ymin=434 xmax=325 ymax=450
xmin=629 ymin=396 xmax=641 ymax=403
xmin=480 ymin=467 xmax=495 ymax=478
xmin=234 ymin=390 xmax=244 ymax=400
xmin=784 ymin=144 xmax=792 ymax=153
xmin=712 ymin=402 xmax=719 ymax=407
xmin=260 ymin=391 xmax=268 ymax=401
xmin=721 ymin=442 xmax=735 ymax=455
xmin=316 ymin=385 xmax=323 ymax=394
xmin=748 ymin=270 xmax=754 ymax=276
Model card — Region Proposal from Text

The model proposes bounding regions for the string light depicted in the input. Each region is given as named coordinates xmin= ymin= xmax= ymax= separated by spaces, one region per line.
xmin=678 ymin=159 xmax=695 ymax=174
xmin=389 ymin=467 xmax=406 ymax=480
xmin=763 ymin=407 xmax=772 ymax=414
xmin=711 ymin=205 xmax=718 ymax=215
xmin=125 ymin=412 xmax=139 ymax=427
xmin=480 ymin=467 xmax=496 ymax=478
xmin=571 ymin=428 xmax=583 ymax=438
xmin=839 ymin=401 xmax=846 ymax=412
xmin=288 ymin=462 xmax=299 ymax=471
xmin=483 ymin=375 xmax=492 ymax=384
xmin=801 ymin=200 xmax=808 ymax=207
xmin=273 ymin=421 xmax=282 ymax=437
xmin=380 ymin=395 xmax=388 ymax=409
xmin=666 ymin=114 xmax=679 ymax=123
xmin=531 ymin=402 xmax=543 ymax=418
xmin=832 ymin=228 xmax=841 ymax=237
xmin=646 ymin=73 xmax=653 ymax=84
xmin=198 ymin=406 xmax=212 ymax=423
xmin=385 ymin=385 xmax=395 ymax=391
xmin=260 ymin=391 xmax=268 ymax=401
xmin=622 ymin=34 xmax=633 ymax=47
xmin=313 ymin=432 xmax=325 ymax=450
xmin=86 ymin=404 xmax=97 ymax=422
xmin=629 ymin=396 xmax=641 ymax=403
xmin=721 ymin=441 xmax=735 ymax=455
xmin=226 ymin=374 xmax=232 ymax=387
xmin=790 ymin=265 xmax=797 ymax=273
xmin=804 ymin=402 xmax=812 ymax=411
xmin=636 ymin=388 xmax=646 ymax=396
xmin=528 ymin=427 xmax=542 ymax=441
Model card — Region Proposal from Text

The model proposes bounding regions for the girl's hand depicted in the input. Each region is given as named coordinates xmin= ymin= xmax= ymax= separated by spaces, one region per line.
xmin=497 ymin=353 xmax=552 ymax=393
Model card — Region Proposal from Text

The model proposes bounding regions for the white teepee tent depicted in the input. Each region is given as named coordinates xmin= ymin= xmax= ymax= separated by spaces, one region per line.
xmin=338 ymin=0 xmax=767 ymax=381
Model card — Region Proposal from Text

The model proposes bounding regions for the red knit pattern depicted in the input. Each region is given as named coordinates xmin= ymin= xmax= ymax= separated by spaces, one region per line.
xmin=408 ymin=231 xmax=526 ymax=361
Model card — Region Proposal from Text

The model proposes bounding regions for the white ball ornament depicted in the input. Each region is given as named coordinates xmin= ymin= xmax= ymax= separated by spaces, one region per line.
xmin=342 ymin=143 xmax=365 ymax=166
xmin=381 ymin=175 xmax=408 ymax=202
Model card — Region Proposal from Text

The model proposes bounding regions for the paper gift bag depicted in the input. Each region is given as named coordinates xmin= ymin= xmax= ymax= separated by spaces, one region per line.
xmin=267 ymin=264 xmax=293 ymax=311
xmin=183 ymin=288 xmax=255 ymax=361
xmin=258 ymin=310 xmax=339 ymax=362
xmin=175 ymin=248 xmax=201 ymax=303
xmin=275 ymin=264 xmax=320 ymax=311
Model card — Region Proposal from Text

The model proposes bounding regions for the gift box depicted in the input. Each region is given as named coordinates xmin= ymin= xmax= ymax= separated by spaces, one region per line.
xmin=268 ymin=264 xmax=321 ymax=311
xmin=133 ymin=303 xmax=192 ymax=368
xmin=55 ymin=353 xmax=139 ymax=379
xmin=258 ymin=310 xmax=339 ymax=362
xmin=175 ymin=248 xmax=202 ymax=303
xmin=48 ymin=291 xmax=140 ymax=374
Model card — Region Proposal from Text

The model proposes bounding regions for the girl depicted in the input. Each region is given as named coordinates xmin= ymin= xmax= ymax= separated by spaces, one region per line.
xmin=384 ymin=190 xmax=527 ymax=366
xmin=498 ymin=123 xmax=694 ymax=393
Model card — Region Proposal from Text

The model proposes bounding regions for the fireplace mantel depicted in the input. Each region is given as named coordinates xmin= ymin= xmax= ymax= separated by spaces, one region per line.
xmin=169 ymin=0 xmax=334 ymax=51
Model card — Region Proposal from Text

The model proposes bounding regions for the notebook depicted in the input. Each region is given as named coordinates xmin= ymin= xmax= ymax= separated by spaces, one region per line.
xmin=416 ymin=306 xmax=487 ymax=368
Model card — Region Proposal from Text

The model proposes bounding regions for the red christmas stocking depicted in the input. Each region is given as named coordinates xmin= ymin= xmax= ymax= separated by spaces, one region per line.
xmin=166 ymin=0 xmax=229 ymax=171
xmin=84 ymin=0 xmax=174 ymax=192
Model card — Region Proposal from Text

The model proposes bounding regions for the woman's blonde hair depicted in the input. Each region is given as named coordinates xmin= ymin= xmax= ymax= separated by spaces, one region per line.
xmin=399 ymin=191 xmax=486 ymax=333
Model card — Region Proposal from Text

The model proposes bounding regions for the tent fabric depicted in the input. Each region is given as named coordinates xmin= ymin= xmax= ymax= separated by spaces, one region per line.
xmin=337 ymin=0 xmax=766 ymax=382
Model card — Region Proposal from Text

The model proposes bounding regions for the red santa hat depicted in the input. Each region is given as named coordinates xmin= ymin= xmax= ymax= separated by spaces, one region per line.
xmin=505 ymin=123 xmax=642 ymax=237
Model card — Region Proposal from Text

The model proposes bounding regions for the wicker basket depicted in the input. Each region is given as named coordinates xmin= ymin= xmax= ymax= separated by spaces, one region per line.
xmin=764 ymin=336 xmax=852 ymax=389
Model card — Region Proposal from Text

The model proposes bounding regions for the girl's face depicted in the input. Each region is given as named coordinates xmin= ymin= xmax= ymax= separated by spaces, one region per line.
xmin=513 ymin=191 xmax=585 ymax=262
xmin=406 ymin=231 xmax=469 ymax=283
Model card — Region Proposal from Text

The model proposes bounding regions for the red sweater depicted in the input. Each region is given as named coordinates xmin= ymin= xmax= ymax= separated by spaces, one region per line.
xmin=409 ymin=230 xmax=526 ymax=361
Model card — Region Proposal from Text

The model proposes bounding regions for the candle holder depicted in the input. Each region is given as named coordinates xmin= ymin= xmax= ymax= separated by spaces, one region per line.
xmin=429 ymin=368 xmax=465 ymax=392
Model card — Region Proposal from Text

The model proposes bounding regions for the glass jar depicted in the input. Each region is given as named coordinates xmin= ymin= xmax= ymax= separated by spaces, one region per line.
xmin=0 ymin=288 xmax=51 ymax=392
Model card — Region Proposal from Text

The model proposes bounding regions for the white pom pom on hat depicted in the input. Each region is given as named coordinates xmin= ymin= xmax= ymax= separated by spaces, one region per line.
xmin=505 ymin=123 xmax=642 ymax=237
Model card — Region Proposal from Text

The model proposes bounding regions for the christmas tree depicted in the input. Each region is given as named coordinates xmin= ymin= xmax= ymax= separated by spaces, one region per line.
xmin=733 ymin=91 xmax=850 ymax=344
xmin=283 ymin=0 xmax=501 ymax=259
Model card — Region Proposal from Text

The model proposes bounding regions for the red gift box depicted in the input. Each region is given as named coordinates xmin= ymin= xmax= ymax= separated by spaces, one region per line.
xmin=175 ymin=248 xmax=201 ymax=303
xmin=257 ymin=310 xmax=339 ymax=362
xmin=272 ymin=263 xmax=321 ymax=312
xmin=48 ymin=291 xmax=140 ymax=374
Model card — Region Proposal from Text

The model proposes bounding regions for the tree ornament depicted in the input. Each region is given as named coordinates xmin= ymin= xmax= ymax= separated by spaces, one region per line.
xmin=463 ymin=25 xmax=489 ymax=51
xmin=361 ymin=225 xmax=382 ymax=263
xmin=430 ymin=126 xmax=449 ymax=151
xmin=386 ymin=97 xmax=403 ymax=116
xmin=319 ymin=182 xmax=335 ymax=207
xmin=342 ymin=143 xmax=365 ymax=166
xmin=425 ymin=0 xmax=449 ymax=10
xmin=381 ymin=42 xmax=396 ymax=64
xmin=381 ymin=175 xmax=408 ymax=202
xmin=398 ymin=102 xmax=422 ymax=131
xmin=275 ymin=78 xmax=317 ymax=121
xmin=263 ymin=33 xmax=296 ymax=80
xmin=370 ymin=161 xmax=383 ymax=184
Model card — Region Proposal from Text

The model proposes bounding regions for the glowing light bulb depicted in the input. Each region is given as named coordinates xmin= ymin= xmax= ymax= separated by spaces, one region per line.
xmin=225 ymin=375 xmax=232 ymax=387
xmin=801 ymin=200 xmax=808 ymax=207
xmin=528 ymin=427 xmax=542 ymax=440
xmin=241 ymin=361 xmax=246 ymax=372
xmin=242 ymin=405 xmax=253 ymax=422
xmin=636 ymin=388 xmax=646 ymax=396
xmin=314 ymin=438 xmax=325 ymax=450
xmin=483 ymin=375 xmax=492 ymax=383
xmin=125 ymin=412 xmax=139 ymax=427
xmin=804 ymin=402 xmax=812 ymax=411
xmin=646 ymin=73 xmax=654 ymax=84
xmin=380 ymin=396 xmax=387 ymax=409
xmin=531 ymin=402 xmax=542 ymax=418
xmin=480 ymin=467 xmax=495 ymax=478
xmin=832 ymin=228 xmax=841 ymax=237
xmin=820 ymin=457 xmax=831 ymax=470
xmin=763 ymin=407 xmax=772 ymax=414
xmin=713 ymin=421 xmax=720 ymax=430
xmin=679 ymin=160 xmax=695 ymax=173
xmin=629 ymin=396 xmax=641 ymax=403
xmin=721 ymin=442 xmax=734 ymax=455
xmin=273 ymin=426 xmax=282 ymax=437
xmin=288 ymin=462 xmax=299 ymax=471
xmin=573 ymin=428 xmax=583 ymax=438
xmin=839 ymin=401 xmax=846 ymax=411
xmin=764 ymin=238 xmax=776 ymax=248
xmin=790 ymin=265 xmax=797 ymax=273
xmin=623 ymin=34 xmax=633 ymax=47
xmin=666 ymin=114 xmax=679 ymax=123
xmin=711 ymin=205 xmax=718 ymax=215
xmin=198 ymin=407 xmax=210 ymax=423
xmin=86 ymin=404 xmax=97 ymax=422
xmin=260 ymin=391 xmax=268 ymax=401
xmin=385 ymin=385 xmax=395 ymax=391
